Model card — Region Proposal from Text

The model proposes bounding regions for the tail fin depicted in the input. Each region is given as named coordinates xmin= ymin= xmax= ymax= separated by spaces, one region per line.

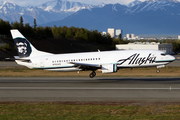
xmin=10 ymin=29 xmax=38 ymax=58
xmin=10 ymin=29 xmax=53 ymax=58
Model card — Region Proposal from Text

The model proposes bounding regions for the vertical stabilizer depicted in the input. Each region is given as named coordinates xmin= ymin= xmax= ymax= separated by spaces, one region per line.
xmin=10 ymin=29 xmax=45 ymax=58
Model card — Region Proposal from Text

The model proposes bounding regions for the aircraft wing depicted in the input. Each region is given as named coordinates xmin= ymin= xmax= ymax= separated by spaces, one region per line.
xmin=70 ymin=62 xmax=101 ymax=69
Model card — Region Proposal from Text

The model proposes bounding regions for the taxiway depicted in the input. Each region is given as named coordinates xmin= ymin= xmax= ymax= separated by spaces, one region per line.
xmin=0 ymin=77 xmax=179 ymax=102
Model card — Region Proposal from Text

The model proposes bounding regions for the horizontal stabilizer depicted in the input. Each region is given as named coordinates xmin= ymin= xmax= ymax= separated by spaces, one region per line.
xmin=5 ymin=58 xmax=31 ymax=63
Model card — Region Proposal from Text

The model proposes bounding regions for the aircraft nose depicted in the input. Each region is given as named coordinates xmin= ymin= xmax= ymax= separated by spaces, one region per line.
xmin=169 ymin=55 xmax=176 ymax=62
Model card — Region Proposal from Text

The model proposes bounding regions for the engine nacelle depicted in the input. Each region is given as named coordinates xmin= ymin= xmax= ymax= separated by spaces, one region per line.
xmin=101 ymin=64 xmax=117 ymax=73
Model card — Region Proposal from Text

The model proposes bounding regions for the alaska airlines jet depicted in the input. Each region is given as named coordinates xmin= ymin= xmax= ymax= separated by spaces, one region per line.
xmin=10 ymin=29 xmax=175 ymax=78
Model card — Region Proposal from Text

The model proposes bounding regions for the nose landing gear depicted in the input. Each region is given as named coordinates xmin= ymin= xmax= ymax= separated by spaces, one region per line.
xmin=89 ymin=71 xmax=96 ymax=78
xmin=156 ymin=69 xmax=160 ymax=73
xmin=156 ymin=65 xmax=165 ymax=73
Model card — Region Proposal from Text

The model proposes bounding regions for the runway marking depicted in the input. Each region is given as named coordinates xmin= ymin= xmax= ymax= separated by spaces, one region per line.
xmin=0 ymin=87 xmax=180 ymax=90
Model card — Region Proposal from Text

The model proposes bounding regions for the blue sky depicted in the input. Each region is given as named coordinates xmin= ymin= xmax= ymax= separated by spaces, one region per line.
xmin=2 ymin=0 xmax=145 ymax=6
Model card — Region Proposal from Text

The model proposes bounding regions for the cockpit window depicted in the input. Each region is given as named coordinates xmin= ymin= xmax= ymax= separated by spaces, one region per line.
xmin=161 ymin=53 xmax=168 ymax=56
xmin=161 ymin=53 xmax=166 ymax=56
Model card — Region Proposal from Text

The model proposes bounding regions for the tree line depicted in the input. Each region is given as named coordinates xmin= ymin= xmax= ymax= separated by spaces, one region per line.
xmin=0 ymin=17 xmax=122 ymax=46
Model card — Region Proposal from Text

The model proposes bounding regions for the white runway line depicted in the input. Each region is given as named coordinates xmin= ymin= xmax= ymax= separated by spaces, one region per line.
xmin=0 ymin=87 xmax=179 ymax=90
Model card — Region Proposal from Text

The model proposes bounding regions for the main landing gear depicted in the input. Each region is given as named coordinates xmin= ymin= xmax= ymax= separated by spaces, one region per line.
xmin=89 ymin=71 xmax=96 ymax=78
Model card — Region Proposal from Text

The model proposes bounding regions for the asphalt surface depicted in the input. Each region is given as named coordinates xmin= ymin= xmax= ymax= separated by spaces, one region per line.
xmin=0 ymin=60 xmax=180 ymax=102
xmin=0 ymin=77 xmax=180 ymax=102
xmin=0 ymin=61 xmax=26 ymax=69
xmin=167 ymin=59 xmax=180 ymax=66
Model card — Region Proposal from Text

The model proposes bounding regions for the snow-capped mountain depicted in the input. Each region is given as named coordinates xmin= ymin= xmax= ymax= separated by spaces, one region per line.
xmin=128 ymin=0 xmax=142 ymax=7
xmin=38 ymin=0 xmax=95 ymax=12
xmin=127 ymin=0 xmax=180 ymax=14
xmin=0 ymin=1 xmax=24 ymax=15
xmin=43 ymin=0 xmax=180 ymax=35
xmin=0 ymin=1 xmax=25 ymax=23
xmin=1 ymin=0 xmax=180 ymax=35
xmin=0 ymin=0 xmax=101 ymax=25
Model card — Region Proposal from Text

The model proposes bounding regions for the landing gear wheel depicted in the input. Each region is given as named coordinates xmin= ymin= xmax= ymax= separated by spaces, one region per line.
xmin=93 ymin=72 xmax=96 ymax=76
xmin=89 ymin=71 xmax=96 ymax=78
xmin=156 ymin=69 xmax=160 ymax=73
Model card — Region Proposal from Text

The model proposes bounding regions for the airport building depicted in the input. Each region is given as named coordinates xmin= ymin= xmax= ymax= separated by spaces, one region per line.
xmin=116 ymin=42 xmax=173 ymax=54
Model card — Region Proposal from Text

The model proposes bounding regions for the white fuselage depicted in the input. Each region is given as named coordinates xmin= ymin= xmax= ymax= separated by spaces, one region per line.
xmin=15 ymin=49 xmax=175 ymax=72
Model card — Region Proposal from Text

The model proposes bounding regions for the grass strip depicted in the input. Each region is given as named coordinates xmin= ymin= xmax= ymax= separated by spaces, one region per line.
xmin=0 ymin=102 xmax=180 ymax=120
xmin=0 ymin=66 xmax=180 ymax=77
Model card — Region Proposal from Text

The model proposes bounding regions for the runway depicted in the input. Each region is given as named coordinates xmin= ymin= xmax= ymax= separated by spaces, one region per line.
xmin=0 ymin=77 xmax=180 ymax=102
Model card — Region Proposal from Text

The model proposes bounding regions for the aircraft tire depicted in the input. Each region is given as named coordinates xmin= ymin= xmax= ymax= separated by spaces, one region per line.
xmin=89 ymin=71 xmax=96 ymax=78
xmin=156 ymin=69 xmax=160 ymax=73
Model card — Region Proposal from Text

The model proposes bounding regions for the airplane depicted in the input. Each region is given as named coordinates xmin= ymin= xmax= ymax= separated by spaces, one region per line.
xmin=10 ymin=29 xmax=175 ymax=78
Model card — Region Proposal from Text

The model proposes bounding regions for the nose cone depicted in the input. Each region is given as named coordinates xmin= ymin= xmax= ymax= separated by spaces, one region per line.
xmin=168 ymin=55 xmax=176 ymax=62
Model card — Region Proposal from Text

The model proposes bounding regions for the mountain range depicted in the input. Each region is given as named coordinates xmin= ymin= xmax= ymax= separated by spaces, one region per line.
xmin=0 ymin=0 xmax=102 ymax=25
xmin=1 ymin=0 xmax=180 ymax=35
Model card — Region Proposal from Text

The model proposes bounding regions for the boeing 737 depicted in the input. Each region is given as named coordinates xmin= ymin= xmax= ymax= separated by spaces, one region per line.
xmin=10 ymin=29 xmax=175 ymax=78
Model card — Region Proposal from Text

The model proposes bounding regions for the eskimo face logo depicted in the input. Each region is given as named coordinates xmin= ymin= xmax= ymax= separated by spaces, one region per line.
xmin=16 ymin=42 xmax=27 ymax=55
xmin=14 ymin=38 xmax=32 ymax=58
